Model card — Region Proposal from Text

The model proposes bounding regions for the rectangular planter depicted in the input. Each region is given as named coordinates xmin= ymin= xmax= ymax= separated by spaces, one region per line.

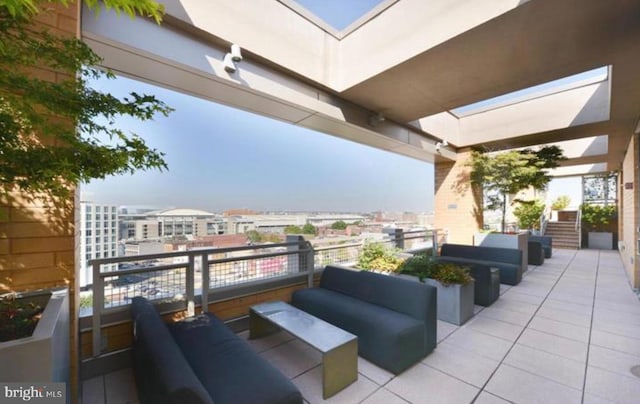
xmin=474 ymin=232 xmax=529 ymax=273
xmin=0 ymin=288 xmax=70 ymax=385
xmin=588 ymin=232 xmax=613 ymax=249
xmin=398 ymin=274 xmax=474 ymax=325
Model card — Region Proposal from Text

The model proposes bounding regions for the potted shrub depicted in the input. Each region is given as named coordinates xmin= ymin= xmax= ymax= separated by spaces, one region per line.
xmin=550 ymin=195 xmax=571 ymax=221
xmin=513 ymin=199 xmax=546 ymax=234
xmin=0 ymin=288 xmax=70 ymax=384
xmin=356 ymin=242 xmax=405 ymax=273
xmin=397 ymin=255 xmax=475 ymax=325
xmin=581 ymin=204 xmax=617 ymax=249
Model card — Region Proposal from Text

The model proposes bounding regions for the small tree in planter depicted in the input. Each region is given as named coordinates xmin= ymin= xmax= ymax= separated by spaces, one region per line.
xmin=469 ymin=146 xmax=566 ymax=232
xmin=513 ymin=199 xmax=546 ymax=232
xmin=397 ymin=255 xmax=474 ymax=325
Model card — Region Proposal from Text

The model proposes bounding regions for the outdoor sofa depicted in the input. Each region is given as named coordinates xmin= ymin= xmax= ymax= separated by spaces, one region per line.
xmin=528 ymin=241 xmax=545 ymax=265
xmin=130 ymin=296 xmax=302 ymax=404
xmin=437 ymin=243 xmax=523 ymax=285
xmin=292 ymin=265 xmax=437 ymax=374
xmin=529 ymin=235 xmax=552 ymax=258
xmin=467 ymin=263 xmax=501 ymax=306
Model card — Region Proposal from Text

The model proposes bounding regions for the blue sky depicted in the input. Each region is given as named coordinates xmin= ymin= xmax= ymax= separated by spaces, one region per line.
xmin=295 ymin=0 xmax=384 ymax=30
xmin=84 ymin=75 xmax=434 ymax=213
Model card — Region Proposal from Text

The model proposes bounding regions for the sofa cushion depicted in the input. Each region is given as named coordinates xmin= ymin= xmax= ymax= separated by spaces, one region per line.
xmin=169 ymin=313 xmax=302 ymax=404
xmin=292 ymin=287 xmax=429 ymax=374
xmin=529 ymin=236 xmax=552 ymax=258
xmin=130 ymin=297 xmax=213 ymax=404
xmin=467 ymin=264 xmax=500 ymax=306
xmin=528 ymin=241 xmax=545 ymax=265
xmin=436 ymin=255 xmax=521 ymax=285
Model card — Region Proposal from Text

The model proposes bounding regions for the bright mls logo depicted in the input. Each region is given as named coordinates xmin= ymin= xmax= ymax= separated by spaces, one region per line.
xmin=0 ymin=383 xmax=65 ymax=404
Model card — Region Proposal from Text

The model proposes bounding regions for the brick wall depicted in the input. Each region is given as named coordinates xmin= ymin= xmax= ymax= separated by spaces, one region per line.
xmin=620 ymin=135 xmax=639 ymax=287
xmin=0 ymin=1 xmax=80 ymax=399
xmin=434 ymin=150 xmax=483 ymax=245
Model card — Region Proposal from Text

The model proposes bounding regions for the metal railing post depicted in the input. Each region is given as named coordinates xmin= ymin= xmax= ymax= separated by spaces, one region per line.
xmin=432 ymin=229 xmax=438 ymax=257
xmin=186 ymin=255 xmax=195 ymax=317
xmin=286 ymin=235 xmax=307 ymax=274
xmin=306 ymin=241 xmax=315 ymax=288
xmin=91 ymin=261 xmax=103 ymax=358
xmin=201 ymin=252 xmax=209 ymax=313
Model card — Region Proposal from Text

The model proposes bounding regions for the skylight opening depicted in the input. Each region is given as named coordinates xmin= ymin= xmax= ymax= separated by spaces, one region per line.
xmin=293 ymin=0 xmax=386 ymax=31
xmin=451 ymin=66 xmax=609 ymax=117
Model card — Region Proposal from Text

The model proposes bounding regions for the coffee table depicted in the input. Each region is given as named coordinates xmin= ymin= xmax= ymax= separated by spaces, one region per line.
xmin=249 ymin=301 xmax=358 ymax=399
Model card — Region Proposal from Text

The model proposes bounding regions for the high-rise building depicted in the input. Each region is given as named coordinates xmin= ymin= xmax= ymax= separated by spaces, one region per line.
xmin=80 ymin=201 xmax=118 ymax=288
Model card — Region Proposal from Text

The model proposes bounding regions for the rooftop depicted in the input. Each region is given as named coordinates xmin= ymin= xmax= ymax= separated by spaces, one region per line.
xmin=83 ymin=248 xmax=640 ymax=403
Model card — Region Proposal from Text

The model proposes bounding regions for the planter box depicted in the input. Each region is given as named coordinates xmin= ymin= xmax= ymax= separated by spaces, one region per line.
xmin=588 ymin=232 xmax=613 ymax=249
xmin=398 ymin=274 xmax=474 ymax=325
xmin=0 ymin=288 xmax=70 ymax=384
xmin=474 ymin=232 xmax=528 ymax=273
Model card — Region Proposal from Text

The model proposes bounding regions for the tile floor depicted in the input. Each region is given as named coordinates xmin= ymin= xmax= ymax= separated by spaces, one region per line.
xmin=83 ymin=249 xmax=640 ymax=403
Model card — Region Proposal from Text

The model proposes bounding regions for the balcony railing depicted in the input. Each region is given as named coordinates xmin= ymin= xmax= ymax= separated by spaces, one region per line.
xmin=87 ymin=229 xmax=443 ymax=359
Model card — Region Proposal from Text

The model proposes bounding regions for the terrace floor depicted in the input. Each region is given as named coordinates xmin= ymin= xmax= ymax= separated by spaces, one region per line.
xmin=83 ymin=248 xmax=640 ymax=403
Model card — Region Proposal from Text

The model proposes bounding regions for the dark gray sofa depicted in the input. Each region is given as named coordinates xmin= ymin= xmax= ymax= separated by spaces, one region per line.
xmin=131 ymin=297 xmax=302 ymax=404
xmin=437 ymin=243 xmax=523 ymax=285
xmin=529 ymin=235 xmax=552 ymax=258
xmin=528 ymin=241 xmax=545 ymax=265
xmin=468 ymin=264 xmax=500 ymax=306
xmin=292 ymin=265 xmax=437 ymax=374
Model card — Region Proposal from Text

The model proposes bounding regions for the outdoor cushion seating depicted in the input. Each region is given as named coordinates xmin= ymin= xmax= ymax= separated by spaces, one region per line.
xmin=291 ymin=265 xmax=437 ymax=374
xmin=437 ymin=243 xmax=523 ymax=285
xmin=528 ymin=241 xmax=545 ymax=265
xmin=529 ymin=235 xmax=552 ymax=258
xmin=130 ymin=296 xmax=302 ymax=404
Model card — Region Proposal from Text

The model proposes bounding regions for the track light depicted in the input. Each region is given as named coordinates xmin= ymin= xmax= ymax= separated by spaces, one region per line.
xmin=223 ymin=53 xmax=236 ymax=73
xmin=230 ymin=44 xmax=243 ymax=62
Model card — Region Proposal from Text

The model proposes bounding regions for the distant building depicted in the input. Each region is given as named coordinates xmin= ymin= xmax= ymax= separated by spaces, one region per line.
xmin=80 ymin=201 xmax=118 ymax=288
xmin=223 ymin=208 xmax=257 ymax=216
xmin=120 ymin=208 xmax=227 ymax=240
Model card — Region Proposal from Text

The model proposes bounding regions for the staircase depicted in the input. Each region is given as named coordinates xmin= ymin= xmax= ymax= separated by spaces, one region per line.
xmin=544 ymin=221 xmax=580 ymax=249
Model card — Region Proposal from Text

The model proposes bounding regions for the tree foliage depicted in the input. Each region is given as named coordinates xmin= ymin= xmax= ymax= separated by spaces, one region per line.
xmin=330 ymin=220 xmax=348 ymax=230
xmin=356 ymin=242 xmax=403 ymax=273
xmin=283 ymin=225 xmax=302 ymax=234
xmin=551 ymin=195 xmax=571 ymax=211
xmin=301 ymin=223 xmax=316 ymax=235
xmin=469 ymin=146 xmax=566 ymax=232
xmin=513 ymin=199 xmax=546 ymax=230
xmin=0 ymin=0 xmax=170 ymax=202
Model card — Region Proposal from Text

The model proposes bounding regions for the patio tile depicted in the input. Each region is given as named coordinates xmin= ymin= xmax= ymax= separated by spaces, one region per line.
xmin=593 ymin=306 xmax=640 ymax=326
xmin=488 ymin=298 xmax=539 ymax=315
xmin=584 ymin=366 xmax=640 ymax=404
xmin=588 ymin=345 xmax=640 ymax=378
xmin=476 ymin=306 xmax=534 ymax=326
xmin=422 ymin=341 xmax=500 ymax=388
xmin=260 ymin=339 xmax=321 ymax=378
xmin=546 ymin=291 xmax=594 ymax=306
xmin=516 ymin=328 xmax=588 ymax=363
xmin=499 ymin=284 xmax=511 ymax=295
xmin=528 ymin=316 xmax=590 ymax=343
xmin=591 ymin=317 xmax=640 ymax=340
xmin=82 ymin=376 xmax=105 ymax=404
xmin=386 ymin=363 xmax=479 ymax=404
xmin=465 ymin=315 xmax=524 ymax=341
xmin=535 ymin=305 xmax=592 ymax=328
xmin=582 ymin=393 xmax=615 ymax=404
xmin=543 ymin=298 xmax=593 ymax=315
xmin=437 ymin=319 xmax=459 ymax=342
xmin=473 ymin=391 xmax=511 ymax=404
xmin=105 ymin=368 xmax=138 ymax=404
xmin=503 ymin=344 xmax=585 ymax=389
xmin=292 ymin=365 xmax=379 ymax=404
xmin=500 ymin=291 xmax=546 ymax=305
xmin=360 ymin=388 xmax=410 ymax=404
xmin=444 ymin=327 xmax=513 ymax=361
xmin=485 ymin=364 xmax=582 ymax=404
xmin=358 ymin=357 xmax=393 ymax=385
xmin=590 ymin=329 xmax=640 ymax=357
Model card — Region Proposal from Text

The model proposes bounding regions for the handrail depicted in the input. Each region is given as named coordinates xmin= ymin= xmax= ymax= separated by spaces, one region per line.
xmin=575 ymin=207 xmax=582 ymax=248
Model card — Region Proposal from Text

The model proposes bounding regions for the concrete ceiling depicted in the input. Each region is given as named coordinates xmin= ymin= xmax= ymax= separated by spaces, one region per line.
xmin=339 ymin=0 xmax=640 ymax=170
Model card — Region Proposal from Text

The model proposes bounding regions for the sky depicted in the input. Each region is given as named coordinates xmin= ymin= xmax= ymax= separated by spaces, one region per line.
xmin=83 ymin=75 xmax=434 ymax=213
xmin=295 ymin=0 xmax=385 ymax=30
